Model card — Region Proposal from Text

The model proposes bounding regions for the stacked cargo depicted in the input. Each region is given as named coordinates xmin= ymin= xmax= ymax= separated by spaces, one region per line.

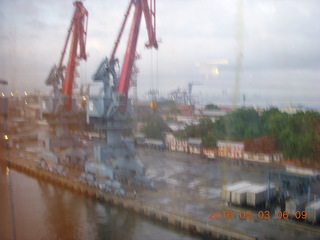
xmin=306 ymin=200 xmax=320 ymax=224
xmin=221 ymin=181 xmax=251 ymax=202
xmin=222 ymin=181 xmax=278 ymax=207
xmin=231 ymin=185 xmax=253 ymax=205
xmin=285 ymin=197 xmax=308 ymax=217
xmin=247 ymin=185 xmax=276 ymax=207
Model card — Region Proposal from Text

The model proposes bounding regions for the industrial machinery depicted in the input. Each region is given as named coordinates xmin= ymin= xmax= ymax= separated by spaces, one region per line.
xmin=148 ymin=89 xmax=159 ymax=111
xmin=168 ymin=82 xmax=201 ymax=107
xmin=187 ymin=81 xmax=202 ymax=106
xmin=39 ymin=1 xmax=88 ymax=169
xmin=266 ymin=166 xmax=320 ymax=209
xmin=86 ymin=0 xmax=158 ymax=189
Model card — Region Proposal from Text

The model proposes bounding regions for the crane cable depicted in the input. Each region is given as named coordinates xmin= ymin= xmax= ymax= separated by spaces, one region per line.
xmin=150 ymin=48 xmax=154 ymax=93
xmin=156 ymin=48 xmax=159 ymax=97
xmin=149 ymin=47 xmax=159 ymax=109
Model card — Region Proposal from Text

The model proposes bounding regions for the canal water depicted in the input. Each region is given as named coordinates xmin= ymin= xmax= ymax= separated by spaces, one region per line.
xmin=0 ymin=165 xmax=203 ymax=240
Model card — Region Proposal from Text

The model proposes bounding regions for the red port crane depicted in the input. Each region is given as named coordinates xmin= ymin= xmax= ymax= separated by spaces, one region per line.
xmin=110 ymin=0 xmax=158 ymax=112
xmin=47 ymin=1 xmax=88 ymax=111
xmin=86 ymin=0 xmax=158 ymax=188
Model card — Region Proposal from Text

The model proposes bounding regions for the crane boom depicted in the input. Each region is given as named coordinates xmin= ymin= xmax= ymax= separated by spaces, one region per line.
xmin=141 ymin=0 xmax=157 ymax=48
xmin=109 ymin=1 xmax=133 ymax=64
xmin=111 ymin=0 xmax=158 ymax=112
xmin=61 ymin=1 xmax=88 ymax=110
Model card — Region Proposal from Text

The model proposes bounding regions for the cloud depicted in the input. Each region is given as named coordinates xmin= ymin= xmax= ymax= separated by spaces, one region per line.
xmin=0 ymin=0 xmax=319 ymax=108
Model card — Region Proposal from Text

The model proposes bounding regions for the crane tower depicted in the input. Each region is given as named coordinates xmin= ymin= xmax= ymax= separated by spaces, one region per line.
xmin=39 ymin=1 xmax=89 ymax=169
xmin=86 ymin=0 xmax=158 ymax=189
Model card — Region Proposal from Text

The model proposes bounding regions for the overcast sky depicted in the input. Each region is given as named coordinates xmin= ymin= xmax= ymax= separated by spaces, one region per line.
xmin=0 ymin=0 xmax=319 ymax=108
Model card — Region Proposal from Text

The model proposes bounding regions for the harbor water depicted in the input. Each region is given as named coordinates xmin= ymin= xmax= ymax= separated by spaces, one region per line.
xmin=0 ymin=164 xmax=203 ymax=240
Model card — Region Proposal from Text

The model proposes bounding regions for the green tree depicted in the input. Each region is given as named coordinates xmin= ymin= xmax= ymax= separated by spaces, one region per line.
xmin=260 ymin=108 xmax=281 ymax=135
xmin=202 ymin=131 xmax=216 ymax=148
xmin=198 ymin=117 xmax=216 ymax=148
xmin=212 ymin=118 xmax=226 ymax=140
xmin=199 ymin=117 xmax=214 ymax=136
xmin=205 ymin=104 xmax=219 ymax=110
xmin=173 ymin=107 xmax=320 ymax=163
xmin=175 ymin=117 xmax=217 ymax=148
xmin=175 ymin=124 xmax=197 ymax=139
xmin=141 ymin=113 xmax=167 ymax=139
xmin=217 ymin=108 xmax=263 ymax=140
xmin=263 ymin=110 xmax=320 ymax=162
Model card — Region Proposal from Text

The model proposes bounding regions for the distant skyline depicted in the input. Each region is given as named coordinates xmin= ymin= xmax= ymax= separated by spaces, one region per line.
xmin=0 ymin=0 xmax=319 ymax=109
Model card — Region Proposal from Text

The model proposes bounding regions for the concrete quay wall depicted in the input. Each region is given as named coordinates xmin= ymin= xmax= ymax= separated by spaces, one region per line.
xmin=2 ymin=159 xmax=257 ymax=240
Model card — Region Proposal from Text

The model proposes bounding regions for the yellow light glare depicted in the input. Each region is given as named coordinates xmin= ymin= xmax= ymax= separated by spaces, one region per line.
xmin=24 ymin=91 xmax=28 ymax=96
xmin=212 ymin=67 xmax=219 ymax=75
xmin=1 ymin=92 xmax=4 ymax=97
xmin=4 ymin=135 xmax=8 ymax=140
xmin=10 ymin=92 xmax=14 ymax=96
xmin=82 ymin=96 xmax=87 ymax=101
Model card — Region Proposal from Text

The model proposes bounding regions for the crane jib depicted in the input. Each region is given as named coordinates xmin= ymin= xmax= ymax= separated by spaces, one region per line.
xmin=111 ymin=0 xmax=158 ymax=112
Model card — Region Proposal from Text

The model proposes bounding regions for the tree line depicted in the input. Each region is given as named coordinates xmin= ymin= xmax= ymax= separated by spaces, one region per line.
xmin=176 ymin=108 xmax=320 ymax=163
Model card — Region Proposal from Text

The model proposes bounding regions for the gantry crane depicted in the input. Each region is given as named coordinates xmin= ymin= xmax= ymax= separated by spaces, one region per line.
xmin=188 ymin=81 xmax=202 ymax=106
xmin=39 ymin=1 xmax=88 ymax=170
xmin=86 ymin=0 xmax=158 ymax=189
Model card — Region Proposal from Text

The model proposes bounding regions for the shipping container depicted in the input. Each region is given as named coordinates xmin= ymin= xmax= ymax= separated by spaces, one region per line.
xmin=247 ymin=185 xmax=276 ymax=207
xmin=231 ymin=185 xmax=253 ymax=205
xmin=306 ymin=200 xmax=320 ymax=224
xmin=221 ymin=181 xmax=251 ymax=202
